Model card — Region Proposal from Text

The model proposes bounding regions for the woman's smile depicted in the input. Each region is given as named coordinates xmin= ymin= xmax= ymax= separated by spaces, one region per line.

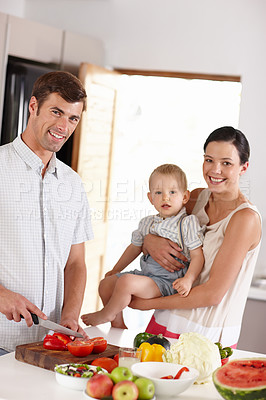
xmin=208 ymin=176 xmax=226 ymax=185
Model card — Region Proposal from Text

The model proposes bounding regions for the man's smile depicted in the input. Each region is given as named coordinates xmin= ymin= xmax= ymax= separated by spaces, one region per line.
xmin=48 ymin=130 xmax=66 ymax=141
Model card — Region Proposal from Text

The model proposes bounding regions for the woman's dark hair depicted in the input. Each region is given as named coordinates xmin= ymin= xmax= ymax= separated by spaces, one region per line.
xmin=31 ymin=71 xmax=87 ymax=112
xmin=203 ymin=126 xmax=250 ymax=165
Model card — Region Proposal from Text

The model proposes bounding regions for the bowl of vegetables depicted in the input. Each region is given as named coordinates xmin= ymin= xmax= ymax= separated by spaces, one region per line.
xmin=54 ymin=363 xmax=106 ymax=391
xmin=131 ymin=361 xmax=199 ymax=397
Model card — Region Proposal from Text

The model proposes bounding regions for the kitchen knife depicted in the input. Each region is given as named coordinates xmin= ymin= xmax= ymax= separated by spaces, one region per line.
xmin=21 ymin=313 xmax=83 ymax=338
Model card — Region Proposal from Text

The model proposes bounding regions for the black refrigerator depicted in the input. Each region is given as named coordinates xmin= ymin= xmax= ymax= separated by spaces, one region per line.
xmin=0 ymin=56 xmax=74 ymax=166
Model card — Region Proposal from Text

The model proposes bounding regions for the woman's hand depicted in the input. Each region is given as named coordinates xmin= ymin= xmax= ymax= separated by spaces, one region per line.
xmin=143 ymin=234 xmax=187 ymax=272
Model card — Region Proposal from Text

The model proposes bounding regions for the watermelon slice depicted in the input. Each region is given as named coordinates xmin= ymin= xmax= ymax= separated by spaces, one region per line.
xmin=212 ymin=358 xmax=266 ymax=400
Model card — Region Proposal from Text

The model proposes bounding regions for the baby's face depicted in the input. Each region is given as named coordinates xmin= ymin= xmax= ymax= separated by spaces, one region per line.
xmin=148 ymin=173 xmax=187 ymax=219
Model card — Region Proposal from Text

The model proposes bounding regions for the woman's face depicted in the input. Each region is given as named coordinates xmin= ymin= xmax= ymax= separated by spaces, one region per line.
xmin=203 ymin=141 xmax=248 ymax=194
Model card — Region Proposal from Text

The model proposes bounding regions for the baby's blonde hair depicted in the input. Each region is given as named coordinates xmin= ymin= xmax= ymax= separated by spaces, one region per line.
xmin=149 ymin=164 xmax=188 ymax=192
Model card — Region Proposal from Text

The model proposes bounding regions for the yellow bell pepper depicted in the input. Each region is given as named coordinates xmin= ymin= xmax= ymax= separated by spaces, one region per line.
xmin=139 ymin=342 xmax=166 ymax=362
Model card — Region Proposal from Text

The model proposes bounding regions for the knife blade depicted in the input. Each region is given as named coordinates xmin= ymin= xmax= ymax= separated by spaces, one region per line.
xmin=21 ymin=313 xmax=83 ymax=338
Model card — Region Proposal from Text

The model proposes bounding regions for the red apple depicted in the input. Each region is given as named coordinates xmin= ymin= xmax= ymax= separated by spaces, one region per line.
xmin=86 ymin=373 xmax=113 ymax=398
xmin=112 ymin=380 xmax=139 ymax=400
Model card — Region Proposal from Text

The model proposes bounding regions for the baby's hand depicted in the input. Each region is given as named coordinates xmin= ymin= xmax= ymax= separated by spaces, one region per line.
xmin=172 ymin=277 xmax=192 ymax=297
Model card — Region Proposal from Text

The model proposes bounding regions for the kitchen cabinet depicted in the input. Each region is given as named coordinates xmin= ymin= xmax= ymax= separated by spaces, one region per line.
xmin=7 ymin=15 xmax=63 ymax=64
xmin=61 ymin=30 xmax=105 ymax=75
xmin=238 ymin=294 xmax=266 ymax=353
xmin=0 ymin=11 xmax=105 ymax=139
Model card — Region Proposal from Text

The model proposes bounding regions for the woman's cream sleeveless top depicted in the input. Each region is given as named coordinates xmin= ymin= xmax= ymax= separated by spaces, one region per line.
xmin=151 ymin=189 xmax=261 ymax=347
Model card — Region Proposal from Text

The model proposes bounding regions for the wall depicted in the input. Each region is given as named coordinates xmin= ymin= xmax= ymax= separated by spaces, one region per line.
xmin=0 ymin=0 xmax=24 ymax=17
xmin=0 ymin=0 xmax=265 ymax=275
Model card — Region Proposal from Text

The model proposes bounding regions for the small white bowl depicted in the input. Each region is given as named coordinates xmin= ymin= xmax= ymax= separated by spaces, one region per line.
xmin=54 ymin=364 xmax=106 ymax=391
xmin=131 ymin=361 xmax=199 ymax=397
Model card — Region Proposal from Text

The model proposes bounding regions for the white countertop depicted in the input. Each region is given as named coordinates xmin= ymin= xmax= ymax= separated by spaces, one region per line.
xmin=1 ymin=324 xmax=265 ymax=400
xmin=248 ymin=285 xmax=266 ymax=301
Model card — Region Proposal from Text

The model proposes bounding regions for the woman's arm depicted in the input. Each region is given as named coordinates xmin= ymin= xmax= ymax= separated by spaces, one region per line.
xmin=131 ymin=208 xmax=261 ymax=310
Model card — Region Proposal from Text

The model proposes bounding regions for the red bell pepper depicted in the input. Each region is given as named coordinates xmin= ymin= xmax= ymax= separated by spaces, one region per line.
xmin=160 ymin=375 xmax=174 ymax=379
xmin=43 ymin=332 xmax=72 ymax=351
xmin=174 ymin=366 xmax=189 ymax=379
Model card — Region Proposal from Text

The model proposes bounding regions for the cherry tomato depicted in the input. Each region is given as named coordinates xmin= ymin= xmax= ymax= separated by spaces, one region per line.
xmin=67 ymin=339 xmax=94 ymax=357
xmin=113 ymin=353 xmax=119 ymax=364
xmin=90 ymin=337 xmax=108 ymax=353
xmin=91 ymin=357 xmax=118 ymax=373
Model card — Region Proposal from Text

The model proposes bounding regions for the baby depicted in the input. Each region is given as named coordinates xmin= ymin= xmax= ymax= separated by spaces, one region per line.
xmin=81 ymin=163 xmax=204 ymax=328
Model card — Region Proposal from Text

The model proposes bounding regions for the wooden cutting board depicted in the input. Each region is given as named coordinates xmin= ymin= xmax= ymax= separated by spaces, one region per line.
xmin=15 ymin=341 xmax=120 ymax=371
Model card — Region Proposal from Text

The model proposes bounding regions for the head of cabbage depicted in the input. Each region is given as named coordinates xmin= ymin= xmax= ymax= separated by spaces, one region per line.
xmin=162 ymin=332 xmax=221 ymax=384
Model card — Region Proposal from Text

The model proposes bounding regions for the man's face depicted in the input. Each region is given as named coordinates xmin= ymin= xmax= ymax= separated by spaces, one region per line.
xmin=28 ymin=93 xmax=83 ymax=154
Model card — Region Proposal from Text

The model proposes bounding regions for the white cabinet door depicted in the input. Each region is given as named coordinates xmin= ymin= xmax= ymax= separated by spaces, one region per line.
xmin=61 ymin=31 xmax=105 ymax=75
xmin=7 ymin=15 xmax=63 ymax=64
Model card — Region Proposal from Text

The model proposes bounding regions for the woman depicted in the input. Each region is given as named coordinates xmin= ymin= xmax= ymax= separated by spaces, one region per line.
xmin=130 ymin=126 xmax=261 ymax=348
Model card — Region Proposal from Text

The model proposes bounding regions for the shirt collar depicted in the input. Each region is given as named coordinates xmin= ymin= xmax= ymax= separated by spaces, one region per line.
xmin=154 ymin=206 xmax=187 ymax=221
xmin=12 ymin=135 xmax=59 ymax=178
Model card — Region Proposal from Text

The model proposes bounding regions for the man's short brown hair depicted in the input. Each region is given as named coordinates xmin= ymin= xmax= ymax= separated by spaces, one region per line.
xmin=31 ymin=71 xmax=87 ymax=112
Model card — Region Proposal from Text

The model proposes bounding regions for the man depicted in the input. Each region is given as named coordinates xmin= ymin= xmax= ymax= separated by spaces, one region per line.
xmin=0 ymin=71 xmax=93 ymax=354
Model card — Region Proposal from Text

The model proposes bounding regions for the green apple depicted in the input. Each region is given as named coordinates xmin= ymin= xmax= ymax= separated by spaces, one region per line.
xmin=112 ymin=380 xmax=139 ymax=400
xmin=135 ymin=377 xmax=155 ymax=400
xmin=110 ymin=366 xmax=134 ymax=384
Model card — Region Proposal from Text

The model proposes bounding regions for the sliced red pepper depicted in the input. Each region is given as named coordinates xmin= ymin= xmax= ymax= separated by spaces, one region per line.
xmin=53 ymin=332 xmax=72 ymax=345
xmin=43 ymin=332 xmax=72 ymax=351
xmin=43 ymin=335 xmax=68 ymax=351
xmin=160 ymin=375 xmax=174 ymax=379
xmin=174 ymin=367 xmax=189 ymax=379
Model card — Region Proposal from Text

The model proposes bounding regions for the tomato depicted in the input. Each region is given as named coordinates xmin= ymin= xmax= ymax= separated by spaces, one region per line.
xmin=67 ymin=339 xmax=94 ymax=357
xmin=90 ymin=337 xmax=108 ymax=353
xmin=91 ymin=357 xmax=118 ymax=373
xmin=113 ymin=353 xmax=119 ymax=364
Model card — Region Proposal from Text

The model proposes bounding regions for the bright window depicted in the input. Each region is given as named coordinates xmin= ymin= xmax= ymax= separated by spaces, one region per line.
xmin=105 ymin=74 xmax=242 ymax=328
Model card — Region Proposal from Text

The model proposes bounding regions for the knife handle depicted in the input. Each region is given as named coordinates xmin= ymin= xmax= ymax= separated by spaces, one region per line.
xmin=20 ymin=312 xmax=39 ymax=324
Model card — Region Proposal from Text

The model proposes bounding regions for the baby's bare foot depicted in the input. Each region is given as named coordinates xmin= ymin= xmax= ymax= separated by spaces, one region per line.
xmin=81 ymin=310 xmax=112 ymax=326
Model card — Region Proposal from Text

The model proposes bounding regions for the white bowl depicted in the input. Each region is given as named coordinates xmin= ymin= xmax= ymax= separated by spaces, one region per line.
xmin=131 ymin=361 xmax=199 ymax=397
xmin=54 ymin=364 xmax=107 ymax=391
